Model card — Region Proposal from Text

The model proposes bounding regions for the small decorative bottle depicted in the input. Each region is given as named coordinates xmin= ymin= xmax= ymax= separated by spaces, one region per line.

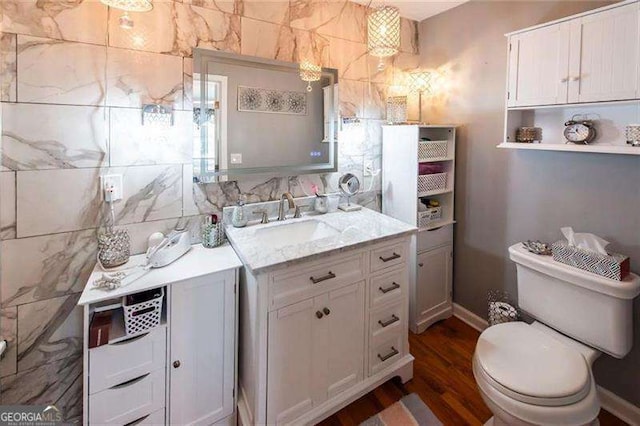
xmin=232 ymin=198 xmax=249 ymax=228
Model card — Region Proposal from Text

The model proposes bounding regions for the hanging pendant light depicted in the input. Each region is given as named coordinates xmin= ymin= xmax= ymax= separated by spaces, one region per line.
xmin=367 ymin=5 xmax=400 ymax=71
xmin=299 ymin=60 xmax=322 ymax=92
xmin=101 ymin=0 xmax=153 ymax=30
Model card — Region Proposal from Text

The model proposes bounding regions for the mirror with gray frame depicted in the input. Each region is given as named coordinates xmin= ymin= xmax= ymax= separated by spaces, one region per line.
xmin=192 ymin=49 xmax=339 ymax=182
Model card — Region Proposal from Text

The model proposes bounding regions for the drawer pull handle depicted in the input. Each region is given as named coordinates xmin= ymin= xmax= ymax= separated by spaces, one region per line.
xmin=323 ymin=307 xmax=331 ymax=316
xmin=378 ymin=314 xmax=399 ymax=328
xmin=110 ymin=373 xmax=150 ymax=389
xmin=377 ymin=346 xmax=399 ymax=362
xmin=379 ymin=252 xmax=401 ymax=262
xmin=124 ymin=413 xmax=151 ymax=426
xmin=316 ymin=311 xmax=324 ymax=319
xmin=310 ymin=271 xmax=336 ymax=284
xmin=379 ymin=282 xmax=400 ymax=294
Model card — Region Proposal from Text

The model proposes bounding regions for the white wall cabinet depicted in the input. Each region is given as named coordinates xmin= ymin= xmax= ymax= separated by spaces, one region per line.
xmin=507 ymin=23 xmax=570 ymax=107
xmin=506 ymin=1 xmax=640 ymax=108
xmin=238 ymin=238 xmax=413 ymax=426
xmin=80 ymin=245 xmax=242 ymax=426
xmin=568 ymin=2 xmax=640 ymax=103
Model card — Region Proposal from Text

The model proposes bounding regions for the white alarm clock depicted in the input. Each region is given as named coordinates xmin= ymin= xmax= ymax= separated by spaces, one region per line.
xmin=564 ymin=119 xmax=596 ymax=145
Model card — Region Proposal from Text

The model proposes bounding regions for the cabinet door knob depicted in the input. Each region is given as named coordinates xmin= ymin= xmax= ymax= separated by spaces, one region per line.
xmin=316 ymin=311 xmax=324 ymax=319
xmin=323 ymin=307 xmax=330 ymax=316
xmin=571 ymin=76 xmax=581 ymax=81
xmin=418 ymin=263 xmax=424 ymax=267
xmin=173 ymin=360 xmax=181 ymax=368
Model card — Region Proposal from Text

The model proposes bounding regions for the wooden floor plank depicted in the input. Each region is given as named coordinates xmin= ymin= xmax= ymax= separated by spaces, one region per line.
xmin=320 ymin=317 xmax=628 ymax=425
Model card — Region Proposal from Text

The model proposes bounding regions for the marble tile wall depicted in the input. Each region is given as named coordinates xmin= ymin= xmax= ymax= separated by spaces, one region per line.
xmin=0 ymin=0 xmax=419 ymax=421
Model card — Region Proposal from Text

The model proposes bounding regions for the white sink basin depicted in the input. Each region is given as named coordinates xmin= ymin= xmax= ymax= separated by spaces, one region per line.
xmin=253 ymin=219 xmax=340 ymax=248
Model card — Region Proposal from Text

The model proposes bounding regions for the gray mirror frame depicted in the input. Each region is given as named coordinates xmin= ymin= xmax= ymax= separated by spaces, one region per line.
xmin=193 ymin=49 xmax=339 ymax=183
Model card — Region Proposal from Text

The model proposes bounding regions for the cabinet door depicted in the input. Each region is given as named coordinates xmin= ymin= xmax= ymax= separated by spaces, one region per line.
xmin=568 ymin=3 xmax=640 ymax=103
xmin=508 ymin=23 xmax=570 ymax=107
xmin=267 ymin=297 xmax=318 ymax=425
xmin=416 ymin=245 xmax=452 ymax=319
xmin=324 ymin=282 xmax=365 ymax=400
xmin=169 ymin=271 xmax=236 ymax=426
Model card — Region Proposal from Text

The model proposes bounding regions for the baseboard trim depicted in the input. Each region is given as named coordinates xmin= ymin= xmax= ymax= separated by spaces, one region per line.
xmin=597 ymin=386 xmax=640 ymax=426
xmin=452 ymin=303 xmax=640 ymax=425
xmin=452 ymin=303 xmax=488 ymax=331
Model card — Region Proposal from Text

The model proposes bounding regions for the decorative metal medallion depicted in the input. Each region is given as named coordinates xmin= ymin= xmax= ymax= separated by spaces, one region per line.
xmin=238 ymin=86 xmax=307 ymax=115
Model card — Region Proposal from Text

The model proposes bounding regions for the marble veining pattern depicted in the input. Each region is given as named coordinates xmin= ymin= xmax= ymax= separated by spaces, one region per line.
xmin=17 ymin=35 xmax=106 ymax=106
xmin=1 ymin=0 xmax=107 ymax=45
xmin=0 ymin=307 xmax=17 ymax=377
xmin=0 ymin=32 xmax=17 ymax=102
xmin=0 ymin=172 xmax=16 ymax=240
xmin=1 ymin=229 xmax=97 ymax=307
xmin=106 ymin=47 xmax=184 ymax=109
xmin=17 ymin=293 xmax=82 ymax=373
xmin=290 ymin=0 xmax=367 ymax=44
xmin=2 ymin=103 xmax=108 ymax=170
xmin=225 ymin=207 xmax=415 ymax=273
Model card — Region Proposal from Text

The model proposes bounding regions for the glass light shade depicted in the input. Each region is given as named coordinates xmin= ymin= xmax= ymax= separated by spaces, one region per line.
xmin=299 ymin=60 xmax=322 ymax=92
xmin=367 ymin=6 xmax=400 ymax=58
xmin=100 ymin=0 xmax=153 ymax=12
xmin=142 ymin=104 xmax=173 ymax=127
xmin=408 ymin=70 xmax=434 ymax=94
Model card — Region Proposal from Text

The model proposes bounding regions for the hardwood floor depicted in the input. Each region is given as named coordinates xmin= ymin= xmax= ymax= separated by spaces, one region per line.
xmin=318 ymin=317 xmax=628 ymax=426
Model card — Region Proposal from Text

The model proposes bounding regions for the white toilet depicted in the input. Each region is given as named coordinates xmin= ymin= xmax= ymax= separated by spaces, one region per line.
xmin=473 ymin=243 xmax=640 ymax=426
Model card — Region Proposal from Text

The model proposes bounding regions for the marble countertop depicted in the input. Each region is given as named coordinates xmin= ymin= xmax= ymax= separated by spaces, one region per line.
xmin=225 ymin=208 xmax=417 ymax=274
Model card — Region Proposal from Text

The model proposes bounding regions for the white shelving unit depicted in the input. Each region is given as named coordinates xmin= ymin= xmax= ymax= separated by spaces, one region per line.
xmin=501 ymin=1 xmax=640 ymax=155
xmin=382 ymin=125 xmax=456 ymax=334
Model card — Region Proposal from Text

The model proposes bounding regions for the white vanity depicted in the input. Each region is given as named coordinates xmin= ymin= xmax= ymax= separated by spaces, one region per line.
xmin=78 ymin=245 xmax=242 ymax=425
xmin=225 ymin=207 xmax=416 ymax=425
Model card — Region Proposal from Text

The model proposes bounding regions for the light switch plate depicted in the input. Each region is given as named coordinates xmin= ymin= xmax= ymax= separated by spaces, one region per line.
xmin=100 ymin=174 xmax=123 ymax=201
xmin=230 ymin=153 xmax=243 ymax=164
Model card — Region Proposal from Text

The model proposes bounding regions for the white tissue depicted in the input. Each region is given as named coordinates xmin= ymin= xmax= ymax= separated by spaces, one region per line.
xmin=560 ymin=227 xmax=609 ymax=255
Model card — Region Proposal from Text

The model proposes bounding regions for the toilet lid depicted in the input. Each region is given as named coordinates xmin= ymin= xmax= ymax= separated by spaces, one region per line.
xmin=476 ymin=322 xmax=591 ymax=406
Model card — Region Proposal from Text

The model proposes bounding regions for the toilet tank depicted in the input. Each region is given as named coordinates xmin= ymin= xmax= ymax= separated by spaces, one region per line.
xmin=509 ymin=243 xmax=640 ymax=358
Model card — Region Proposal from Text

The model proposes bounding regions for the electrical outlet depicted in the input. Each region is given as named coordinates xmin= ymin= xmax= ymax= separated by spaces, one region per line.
xmin=100 ymin=174 xmax=123 ymax=202
xmin=230 ymin=153 xmax=243 ymax=164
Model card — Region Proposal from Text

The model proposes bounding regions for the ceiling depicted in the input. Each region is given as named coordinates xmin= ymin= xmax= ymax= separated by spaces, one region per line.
xmin=354 ymin=1 xmax=469 ymax=22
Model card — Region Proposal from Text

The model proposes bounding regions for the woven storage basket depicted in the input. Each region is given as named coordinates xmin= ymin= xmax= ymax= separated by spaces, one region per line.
xmin=123 ymin=288 xmax=164 ymax=336
xmin=552 ymin=240 xmax=630 ymax=281
xmin=417 ymin=172 xmax=447 ymax=194
xmin=418 ymin=207 xmax=442 ymax=228
xmin=418 ymin=141 xmax=448 ymax=160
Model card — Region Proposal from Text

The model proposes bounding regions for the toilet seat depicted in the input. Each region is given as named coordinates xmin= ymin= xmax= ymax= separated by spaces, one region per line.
xmin=475 ymin=322 xmax=591 ymax=407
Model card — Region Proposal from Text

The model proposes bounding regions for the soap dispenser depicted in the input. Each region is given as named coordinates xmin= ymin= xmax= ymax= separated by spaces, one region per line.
xmin=232 ymin=197 xmax=249 ymax=228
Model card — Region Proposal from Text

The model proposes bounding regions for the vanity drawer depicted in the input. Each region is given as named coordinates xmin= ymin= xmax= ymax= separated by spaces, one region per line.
xmin=89 ymin=327 xmax=166 ymax=395
xmin=269 ymin=253 xmax=365 ymax=309
xmin=89 ymin=369 xmax=165 ymax=425
xmin=370 ymin=267 xmax=406 ymax=307
xmin=369 ymin=333 xmax=404 ymax=376
xmin=370 ymin=301 xmax=404 ymax=340
xmin=370 ymin=241 xmax=407 ymax=273
xmin=123 ymin=408 xmax=165 ymax=426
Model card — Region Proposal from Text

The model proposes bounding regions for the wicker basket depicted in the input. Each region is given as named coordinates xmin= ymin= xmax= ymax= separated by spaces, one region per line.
xmin=418 ymin=141 xmax=448 ymax=160
xmin=418 ymin=207 xmax=442 ymax=228
xmin=417 ymin=172 xmax=447 ymax=194
xmin=123 ymin=288 xmax=164 ymax=336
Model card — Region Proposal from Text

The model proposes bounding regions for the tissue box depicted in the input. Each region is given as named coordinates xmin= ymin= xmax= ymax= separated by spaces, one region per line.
xmin=552 ymin=240 xmax=630 ymax=281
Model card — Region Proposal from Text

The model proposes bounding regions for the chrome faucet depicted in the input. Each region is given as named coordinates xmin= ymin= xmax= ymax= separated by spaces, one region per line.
xmin=278 ymin=192 xmax=296 ymax=221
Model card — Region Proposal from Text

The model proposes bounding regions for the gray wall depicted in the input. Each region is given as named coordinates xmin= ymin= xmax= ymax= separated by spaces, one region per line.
xmin=419 ymin=0 xmax=640 ymax=406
